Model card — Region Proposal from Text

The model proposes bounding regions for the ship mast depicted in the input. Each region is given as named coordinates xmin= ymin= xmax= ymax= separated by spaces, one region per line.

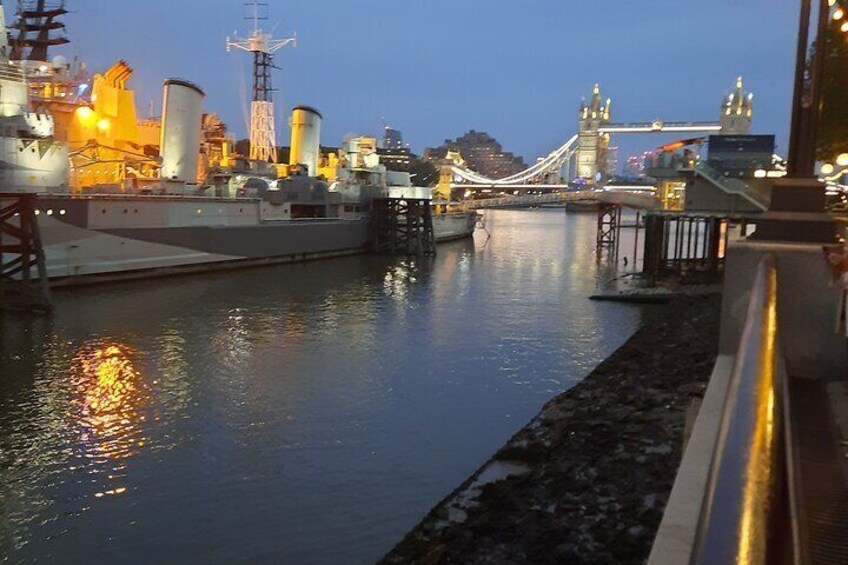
xmin=9 ymin=0 xmax=69 ymax=61
xmin=226 ymin=2 xmax=296 ymax=164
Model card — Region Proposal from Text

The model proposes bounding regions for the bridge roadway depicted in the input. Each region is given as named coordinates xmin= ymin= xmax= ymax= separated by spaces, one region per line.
xmin=462 ymin=189 xmax=658 ymax=210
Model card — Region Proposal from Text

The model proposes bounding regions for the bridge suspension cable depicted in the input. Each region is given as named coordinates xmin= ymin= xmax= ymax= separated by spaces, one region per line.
xmin=451 ymin=134 xmax=578 ymax=185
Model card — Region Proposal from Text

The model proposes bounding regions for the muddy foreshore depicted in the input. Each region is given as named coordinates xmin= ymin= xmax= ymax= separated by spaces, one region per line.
xmin=380 ymin=295 xmax=721 ymax=564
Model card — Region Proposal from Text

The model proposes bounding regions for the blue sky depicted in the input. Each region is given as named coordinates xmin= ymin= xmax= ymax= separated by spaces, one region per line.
xmin=57 ymin=0 xmax=799 ymax=164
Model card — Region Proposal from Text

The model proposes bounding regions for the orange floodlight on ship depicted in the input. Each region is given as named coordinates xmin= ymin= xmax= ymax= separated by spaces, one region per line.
xmin=655 ymin=137 xmax=706 ymax=153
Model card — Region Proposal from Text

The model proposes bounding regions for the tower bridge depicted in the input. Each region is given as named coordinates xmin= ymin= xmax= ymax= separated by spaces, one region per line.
xmin=445 ymin=77 xmax=753 ymax=194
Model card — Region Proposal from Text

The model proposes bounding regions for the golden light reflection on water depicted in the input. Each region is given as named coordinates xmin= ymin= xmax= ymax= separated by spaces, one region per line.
xmin=71 ymin=340 xmax=148 ymax=496
xmin=0 ymin=210 xmax=646 ymax=562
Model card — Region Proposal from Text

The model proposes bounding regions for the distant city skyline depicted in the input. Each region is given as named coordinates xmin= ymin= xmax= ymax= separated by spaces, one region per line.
xmin=57 ymin=0 xmax=799 ymax=165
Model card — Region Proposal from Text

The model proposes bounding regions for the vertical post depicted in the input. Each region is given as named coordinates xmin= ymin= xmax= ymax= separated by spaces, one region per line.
xmin=674 ymin=217 xmax=683 ymax=272
xmin=29 ymin=198 xmax=51 ymax=306
xmin=686 ymin=218 xmax=692 ymax=267
xmin=787 ymin=0 xmax=829 ymax=177
xmin=642 ymin=214 xmax=658 ymax=286
xmin=693 ymin=217 xmax=701 ymax=265
xmin=615 ymin=205 xmax=622 ymax=261
xmin=786 ymin=0 xmax=813 ymax=177
xmin=633 ymin=211 xmax=641 ymax=271
xmin=706 ymin=217 xmax=720 ymax=277
xmin=753 ymin=0 xmax=835 ymax=242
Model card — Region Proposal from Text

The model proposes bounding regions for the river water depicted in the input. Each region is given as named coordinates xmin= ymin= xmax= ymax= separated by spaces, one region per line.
xmin=0 ymin=209 xmax=652 ymax=564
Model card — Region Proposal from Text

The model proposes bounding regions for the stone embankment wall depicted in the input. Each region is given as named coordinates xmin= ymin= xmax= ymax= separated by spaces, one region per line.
xmin=381 ymin=296 xmax=720 ymax=565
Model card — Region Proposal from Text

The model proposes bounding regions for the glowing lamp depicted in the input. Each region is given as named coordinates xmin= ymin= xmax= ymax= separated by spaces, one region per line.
xmin=821 ymin=163 xmax=835 ymax=175
xmin=834 ymin=7 xmax=844 ymax=20
xmin=842 ymin=21 xmax=848 ymax=32
xmin=97 ymin=118 xmax=110 ymax=132
xmin=76 ymin=106 xmax=94 ymax=123
xmin=754 ymin=169 xmax=767 ymax=178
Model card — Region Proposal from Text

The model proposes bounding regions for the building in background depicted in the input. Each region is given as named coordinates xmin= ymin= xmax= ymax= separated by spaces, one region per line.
xmin=377 ymin=145 xmax=413 ymax=172
xmin=423 ymin=130 xmax=525 ymax=180
xmin=382 ymin=126 xmax=403 ymax=150
xmin=378 ymin=126 xmax=412 ymax=171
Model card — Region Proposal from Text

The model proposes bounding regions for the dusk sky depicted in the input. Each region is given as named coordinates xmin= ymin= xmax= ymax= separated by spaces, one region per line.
xmin=60 ymin=0 xmax=799 ymax=165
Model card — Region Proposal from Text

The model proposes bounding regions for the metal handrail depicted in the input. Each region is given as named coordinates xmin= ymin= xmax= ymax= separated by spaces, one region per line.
xmin=692 ymin=254 xmax=786 ymax=564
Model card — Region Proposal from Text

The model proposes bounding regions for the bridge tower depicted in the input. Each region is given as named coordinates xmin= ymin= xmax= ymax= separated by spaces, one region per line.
xmin=436 ymin=165 xmax=453 ymax=201
xmin=720 ymin=76 xmax=753 ymax=134
xmin=576 ymin=84 xmax=612 ymax=182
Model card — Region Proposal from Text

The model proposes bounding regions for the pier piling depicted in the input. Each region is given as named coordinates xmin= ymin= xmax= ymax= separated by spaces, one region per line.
xmin=369 ymin=197 xmax=436 ymax=256
xmin=0 ymin=193 xmax=52 ymax=312
xmin=595 ymin=203 xmax=621 ymax=260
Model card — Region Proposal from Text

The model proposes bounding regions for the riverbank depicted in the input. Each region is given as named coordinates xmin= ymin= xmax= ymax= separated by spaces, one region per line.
xmin=380 ymin=295 xmax=721 ymax=564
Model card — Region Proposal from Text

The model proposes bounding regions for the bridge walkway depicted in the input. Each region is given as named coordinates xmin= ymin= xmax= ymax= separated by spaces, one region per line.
xmin=464 ymin=190 xmax=658 ymax=211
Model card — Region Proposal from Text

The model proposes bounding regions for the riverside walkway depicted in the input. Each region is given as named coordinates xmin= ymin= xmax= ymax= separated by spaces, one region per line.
xmin=649 ymin=241 xmax=848 ymax=564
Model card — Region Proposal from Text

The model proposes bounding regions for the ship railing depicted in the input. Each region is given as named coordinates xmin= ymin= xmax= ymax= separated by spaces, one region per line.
xmin=0 ymin=64 xmax=26 ymax=83
xmin=37 ymin=192 xmax=261 ymax=203
xmin=263 ymin=217 xmax=350 ymax=223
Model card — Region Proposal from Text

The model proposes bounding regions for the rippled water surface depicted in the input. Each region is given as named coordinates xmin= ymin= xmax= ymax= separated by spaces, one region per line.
xmin=1 ymin=210 xmax=651 ymax=564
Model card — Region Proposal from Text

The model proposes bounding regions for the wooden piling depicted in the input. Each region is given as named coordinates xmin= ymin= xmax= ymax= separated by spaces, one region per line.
xmin=0 ymin=193 xmax=51 ymax=312
xmin=369 ymin=197 xmax=436 ymax=256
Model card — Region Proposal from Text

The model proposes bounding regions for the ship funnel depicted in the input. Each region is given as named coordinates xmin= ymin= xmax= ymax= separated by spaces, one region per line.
xmin=160 ymin=79 xmax=204 ymax=183
xmin=289 ymin=105 xmax=322 ymax=176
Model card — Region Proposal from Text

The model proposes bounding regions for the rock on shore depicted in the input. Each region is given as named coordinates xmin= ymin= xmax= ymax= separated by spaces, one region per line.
xmin=380 ymin=296 xmax=721 ymax=564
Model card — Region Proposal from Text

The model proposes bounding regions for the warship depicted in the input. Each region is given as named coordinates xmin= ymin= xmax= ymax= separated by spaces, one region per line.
xmin=0 ymin=1 xmax=476 ymax=285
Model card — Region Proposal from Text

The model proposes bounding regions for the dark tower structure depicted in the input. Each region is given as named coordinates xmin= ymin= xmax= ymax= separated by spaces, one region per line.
xmin=9 ymin=0 xmax=68 ymax=61
xmin=226 ymin=3 xmax=296 ymax=163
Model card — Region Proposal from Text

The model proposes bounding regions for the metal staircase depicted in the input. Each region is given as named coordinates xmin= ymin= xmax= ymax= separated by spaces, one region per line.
xmin=693 ymin=162 xmax=769 ymax=211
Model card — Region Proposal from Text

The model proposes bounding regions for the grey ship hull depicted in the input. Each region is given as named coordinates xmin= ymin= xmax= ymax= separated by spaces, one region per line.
xmin=30 ymin=195 xmax=475 ymax=285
